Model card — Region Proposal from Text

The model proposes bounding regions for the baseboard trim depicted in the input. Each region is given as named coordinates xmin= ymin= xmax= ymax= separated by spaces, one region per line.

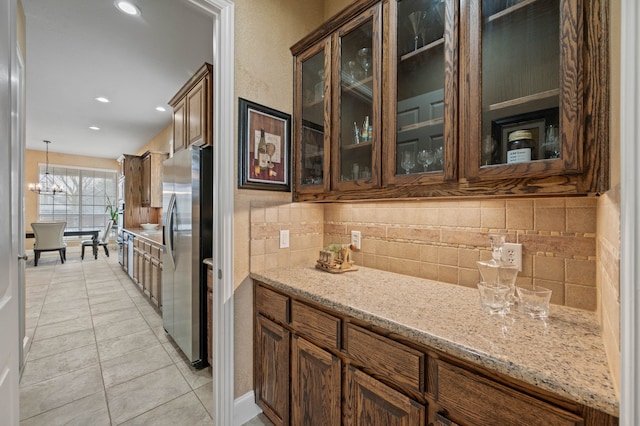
xmin=234 ymin=391 xmax=262 ymax=426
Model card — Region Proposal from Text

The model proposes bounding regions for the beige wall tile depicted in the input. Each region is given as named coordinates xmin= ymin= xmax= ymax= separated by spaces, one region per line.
xmin=348 ymin=224 xmax=386 ymax=239
xmin=416 ymin=208 xmax=440 ymax=226
xmin=535 ymin=198 xmax=566 ymax=208
xmin=533 ymin=279 xmax=564 ymax=305
xmin=533 ymin=256 xmax=564 ymax=282
xmin=278 ymin=205 xmax=291 ymax=223
xmin=442 ymin=229 xmax=486 ymax=247
xmin=458 ymin=248 xmax=480 ymax=269
xmin=438 ymin=207 xmax=461 ymax=227
xmin=325 ymin=223 xmax=347 ymax=235
xmin=438 ymin=246 xmax=458 ymax=266
xmin=566 ymin=197 xmax=597 ymax=208
xmin=481 ymin=206 xmax=506 ymax=229
xmin=387 ymin=226 xmax=440 ymax=243
xmin=438 ymin=265 xmax=458 ymax=284
xmin=388 ymin=258 xmax=420 ymax=277
xmin=388 ymin=242 xmax=420 ymax=261
xmin=265 ymin=206 xmax=279 ymax=223
xmin=250 ymin=207 xmax=265 ymax=224
xmin=290 ymin=203 xmax=302 ymax=222
xmin=506 ymin=200 xmax=534 ymax=230
xmin=419 ymin=262 xmax=438 ymax=280
xmin=566 ymin=207 xmax=596 ymax=233
xmin=518 ymin=234 xmax=596 ymax=258
xmin=565 ymin=284 xmax=597 ymax=311
xmin=265 ymin=238 xmax=280 ymax=255
xmin=250 ymin=239 xmax=265 ymax=256
xmin=250 ymin=255 xmax=265 ymax=273
xmin=534 ymin=207 xmax=565 ymax=232
xmin=420 ymin=245 xmax=438 ymax=263
xmin=458 ymin=207 xmax=481 ymax=228
xmin=565 ymin=258 xmax=596 ymax=286
xmin=374 ymin=255 xmax=390 ymax=271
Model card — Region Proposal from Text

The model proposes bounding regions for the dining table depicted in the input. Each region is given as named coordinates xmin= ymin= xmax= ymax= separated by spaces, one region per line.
xmin=25 ymin=229 xmax=101 ymax=258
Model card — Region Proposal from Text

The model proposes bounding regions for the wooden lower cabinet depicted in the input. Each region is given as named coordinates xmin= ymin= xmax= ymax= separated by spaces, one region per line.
xmin=127 ymin=235 xmax=162 ymax=308
xmin=150 ymin=257 xmax=162 ymax=307
xmin=344 ymin=366 xmax=425 ymax=426
xmin=291 ymin=335 xmax=341 ymax=426
xmin=253 ymin=281 xmax=617 ymax=426
xmin=255 ymin=314 xmax=290 ymax=426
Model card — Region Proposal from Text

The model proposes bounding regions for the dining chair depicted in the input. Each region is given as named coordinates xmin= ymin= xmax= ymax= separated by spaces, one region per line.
xmin=82 ymin=219 xmax=114 ymax=260
xmin=31 ymin=221 xmax=67 ymax=267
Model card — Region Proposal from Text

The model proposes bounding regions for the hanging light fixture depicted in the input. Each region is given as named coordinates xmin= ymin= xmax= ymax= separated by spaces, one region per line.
xmin=29 ymin=140 xmax=65 ymax=195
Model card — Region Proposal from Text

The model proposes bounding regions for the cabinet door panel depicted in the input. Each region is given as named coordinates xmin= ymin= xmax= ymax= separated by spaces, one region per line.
xmin=344 ymin=366 xmax=425 ymax=426
xmin=291 ymin=335 xmax=341 ymax=426
xmin=173 ymin=98 xmax=186 ymax=153
xmin=255 ymin=315 xmax=290 ymax=426
xmin=332 ymin=3 xmax=382 ymax=192
xmin=435 ymin=360 xmax=582 ymax=426
xmin=464 ymin=0 xmax=581 ymax=180
xmin=187 ymin=78 xmax=207 ymax=147
xmin=295 ymin=39 xmax=331 ymax=195
xmin=384 ymin=0 xmax=457 ymax=186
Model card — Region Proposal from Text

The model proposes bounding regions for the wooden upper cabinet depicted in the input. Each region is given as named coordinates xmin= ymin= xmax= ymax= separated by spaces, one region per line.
xmin=173 ymin=98 xmax=187 ymax=153
xmin=462 ymin=0 xmax=586 ymax=183
xmin=169 ymin=63 xmax=212 ymax=155
xmin=141 ymin=151 xmax=168 ymax=208
xmin=291 ymin=0 xmax=608 ymax=201
xmin=383 ymin=0 xmax=457 ymax=187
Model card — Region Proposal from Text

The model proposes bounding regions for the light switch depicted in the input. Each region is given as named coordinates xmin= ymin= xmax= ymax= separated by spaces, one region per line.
xmin=279 ymin=229 xmax=290 ymax=249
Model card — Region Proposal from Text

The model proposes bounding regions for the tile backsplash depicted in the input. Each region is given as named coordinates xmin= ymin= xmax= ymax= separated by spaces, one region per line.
xmin=250 ymin=197 xmax=598 ymax=311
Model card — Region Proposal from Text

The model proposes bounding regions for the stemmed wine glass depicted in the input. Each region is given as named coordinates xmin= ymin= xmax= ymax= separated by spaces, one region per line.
xmin=416 ymin=149 xmax=434 ymax=172
xmin=266 ymin=143 xmax=276 ymax=170
xmin=357 ymin=48 xmax=371 ymax=78
xmin=407 ymin=11 xmax=428 ymax=51
xmin=400 ymin=151 xmax=415 ymax=174
xmin=434 ymin=146 xmax=444 ymax=170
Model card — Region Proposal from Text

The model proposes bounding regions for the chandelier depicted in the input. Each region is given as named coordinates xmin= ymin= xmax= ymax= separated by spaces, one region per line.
xmin=28 ymin=140 xmax=65 ymax=195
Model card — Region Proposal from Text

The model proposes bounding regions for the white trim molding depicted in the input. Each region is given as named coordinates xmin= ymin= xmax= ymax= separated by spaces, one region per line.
xmin=620 ymin=0 xmax=639 ymax=424
xmin=233 ymin=391 xmax=262 ymax=426
xmin=188 ymin=0 xmax=235 ymax=425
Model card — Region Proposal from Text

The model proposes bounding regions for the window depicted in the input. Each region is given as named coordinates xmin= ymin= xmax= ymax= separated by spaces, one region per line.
xmin=37 ymin=165 xmax=117 ymax=232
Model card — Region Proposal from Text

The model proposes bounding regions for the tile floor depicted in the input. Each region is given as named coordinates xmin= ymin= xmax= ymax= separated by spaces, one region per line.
xmin=21 ymin=246 xmax=271 ymax=426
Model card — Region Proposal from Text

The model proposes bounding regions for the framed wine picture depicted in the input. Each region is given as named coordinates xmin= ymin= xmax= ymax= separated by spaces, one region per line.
xmin=238 ymin=98 xmax=291 ymax=191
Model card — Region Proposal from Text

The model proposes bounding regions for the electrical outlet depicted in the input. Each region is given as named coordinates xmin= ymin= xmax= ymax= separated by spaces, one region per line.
xmin=502 ymin=243 xmax=522 ymax=271
xmin=351 ymin=230 xmax=361 ymax=250
xmin=279 ymin=229 xmax=289 ymax=249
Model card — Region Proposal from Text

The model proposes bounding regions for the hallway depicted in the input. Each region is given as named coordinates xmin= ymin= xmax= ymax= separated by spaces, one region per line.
xmin=20 ymin=246 xmax=215 ymax=425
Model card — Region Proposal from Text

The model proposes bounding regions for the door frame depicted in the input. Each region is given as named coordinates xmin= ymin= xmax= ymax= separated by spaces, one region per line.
xmin=187 ymin=0 xmax=235 ymax=425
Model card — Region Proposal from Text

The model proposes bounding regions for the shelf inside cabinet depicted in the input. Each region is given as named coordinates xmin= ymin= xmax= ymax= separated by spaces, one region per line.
xmin=400 ymin=37 xmax=444 ymax=62
xmin=486 ymin=0 xmax=540 ymax=23
xmin=341 ymin=76 xmax=373 ymax=101
xmin=398 ymin=117 xmax=444 ymax=133
xmin=303 ymin=98 xmax=324 ymax=109
xmin=342 ymin=141 xmax=372 ymax=151
xmin=487 ymin=88 xmax=560 ymax=113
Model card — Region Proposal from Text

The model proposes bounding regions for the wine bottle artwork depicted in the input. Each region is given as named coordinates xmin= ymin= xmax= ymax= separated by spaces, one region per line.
xmin=257 ymin=128 xmax=268 ymax=170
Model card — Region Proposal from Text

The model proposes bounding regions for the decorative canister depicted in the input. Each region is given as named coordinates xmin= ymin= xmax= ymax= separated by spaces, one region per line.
xmin=507 ymin=130 xmax=534 ymax=164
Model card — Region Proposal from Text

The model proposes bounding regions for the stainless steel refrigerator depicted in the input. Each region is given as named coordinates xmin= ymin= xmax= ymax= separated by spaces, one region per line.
xmin=162 ymin=146 xmax=212 ymax=369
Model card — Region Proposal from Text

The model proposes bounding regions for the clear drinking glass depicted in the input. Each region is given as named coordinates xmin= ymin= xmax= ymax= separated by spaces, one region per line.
xmin=400 ymin=151 xmax=415 ymax=174
xmin=477 ymin=281 xmax=511 ymax=316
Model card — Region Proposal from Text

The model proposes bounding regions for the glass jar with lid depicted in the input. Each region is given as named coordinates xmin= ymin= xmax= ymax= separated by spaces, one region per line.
xmin=507 ymin=130 xmax=534 ymax=164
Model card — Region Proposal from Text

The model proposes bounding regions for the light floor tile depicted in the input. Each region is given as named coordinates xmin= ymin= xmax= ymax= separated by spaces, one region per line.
xmin=90 ymin=298 xmax=137 ymax=315
xmin=26 ymin=328 xmax=96 ymax=362
xmin=105 ymin=364 xmax=191 ymax=424
xmin=97 ymin=329 xmax=160 ymax=362
xmin=94 ymin=316 xmax=150 ymax=342
xmin=21 ymin=344 xmax=99 ymax=387
xmin=20 ymin=390 xmax=110 ymax=426
xmin=91 ymin=307 xmax=143 ymax=327
xmin=20 ymin=364 xmax=104 ymax=420
xmin=33 ymin=316 xmax=93 ymax=342
xmin=120 ymin=392 xmax=212 ymax=425
xmin=37 ymin=307 xmax=92 ymax=326
xmin=101 ymin=344 xmax=172 ymax=388
xmin=194 ymin=382 xmax=213 ymax=417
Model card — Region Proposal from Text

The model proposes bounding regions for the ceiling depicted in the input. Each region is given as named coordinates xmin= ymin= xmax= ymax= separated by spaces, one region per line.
xmin=22 ymin=0 xmax=213 ymax=159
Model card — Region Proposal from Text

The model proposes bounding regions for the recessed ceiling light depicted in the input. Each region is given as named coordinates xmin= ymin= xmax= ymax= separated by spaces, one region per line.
xmin=89 ymin=126 xmax=100 ymax=130
xmin=95 ymin=97 xmax=110 ymax=103
xmin=115 ymin=1 xmax=140 ymax=16
xmin=155 ymin=106 xmax=166 ymax=112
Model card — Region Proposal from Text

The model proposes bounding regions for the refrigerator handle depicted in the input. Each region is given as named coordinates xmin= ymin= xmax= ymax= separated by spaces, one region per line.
xmin=164 ymin=193 xmax=177 ymax=269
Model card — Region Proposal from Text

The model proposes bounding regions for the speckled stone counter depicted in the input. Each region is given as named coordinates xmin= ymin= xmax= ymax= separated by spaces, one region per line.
xmin=250 ymin=265 xmax=619 ymax=417
xmin=123 ymin=228 xmax=163 ymax=246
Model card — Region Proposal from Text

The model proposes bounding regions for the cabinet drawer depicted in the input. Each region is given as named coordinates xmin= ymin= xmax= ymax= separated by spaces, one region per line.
xmin=435 ymin=360 xmax=582 ymax=426
xmin=346 ymin=324 xmax=424 ymax=393
xmin=290 ymin=300 xmax=340 ymax=350
xmin=255 ymin=285 xmax=289 ymax=324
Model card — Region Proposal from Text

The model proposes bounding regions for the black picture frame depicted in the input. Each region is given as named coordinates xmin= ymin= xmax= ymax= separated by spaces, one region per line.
xmin=238 ymin=98 xmax=291 ymax=191
xmin=491 ymin=108 xmax=558 ymax=163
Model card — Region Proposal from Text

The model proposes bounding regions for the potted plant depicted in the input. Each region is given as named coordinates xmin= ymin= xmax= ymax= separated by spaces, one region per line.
xmin=105 ymin=195 xmax=118 ymax=226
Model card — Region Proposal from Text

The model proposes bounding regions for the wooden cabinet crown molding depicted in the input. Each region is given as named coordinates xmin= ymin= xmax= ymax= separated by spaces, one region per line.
xmin=168 ymin=62 xmax=213 ymax=107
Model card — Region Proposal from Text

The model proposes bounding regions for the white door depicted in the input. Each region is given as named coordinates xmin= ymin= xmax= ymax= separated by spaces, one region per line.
xmin=0 ymin=0 xmax=21 ymax=423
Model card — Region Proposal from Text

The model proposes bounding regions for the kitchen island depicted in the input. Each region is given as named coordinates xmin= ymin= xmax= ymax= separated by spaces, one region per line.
xmin=251 ymin=265 xmax=618 ymax=425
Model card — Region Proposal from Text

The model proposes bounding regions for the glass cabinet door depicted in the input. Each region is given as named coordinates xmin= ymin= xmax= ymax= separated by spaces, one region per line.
xmin=294 ymin=39 xmax=330 ymax=194
xmin=465 ymin=0 xmax=581 ymax=180
xmin=385 ymin=0 xmax=456 ymax=185
xmin=332 ymin=4 xmax=381 ymax=191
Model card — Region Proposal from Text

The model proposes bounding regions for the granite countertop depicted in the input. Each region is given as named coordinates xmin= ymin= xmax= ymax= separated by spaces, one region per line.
xmin=203 ymin=258 xmax=213 ymax=266
xmin=123 ymin=228 xmax=163 ymax=246
xmin=250 ymin=265 xmax=619 ymax=417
